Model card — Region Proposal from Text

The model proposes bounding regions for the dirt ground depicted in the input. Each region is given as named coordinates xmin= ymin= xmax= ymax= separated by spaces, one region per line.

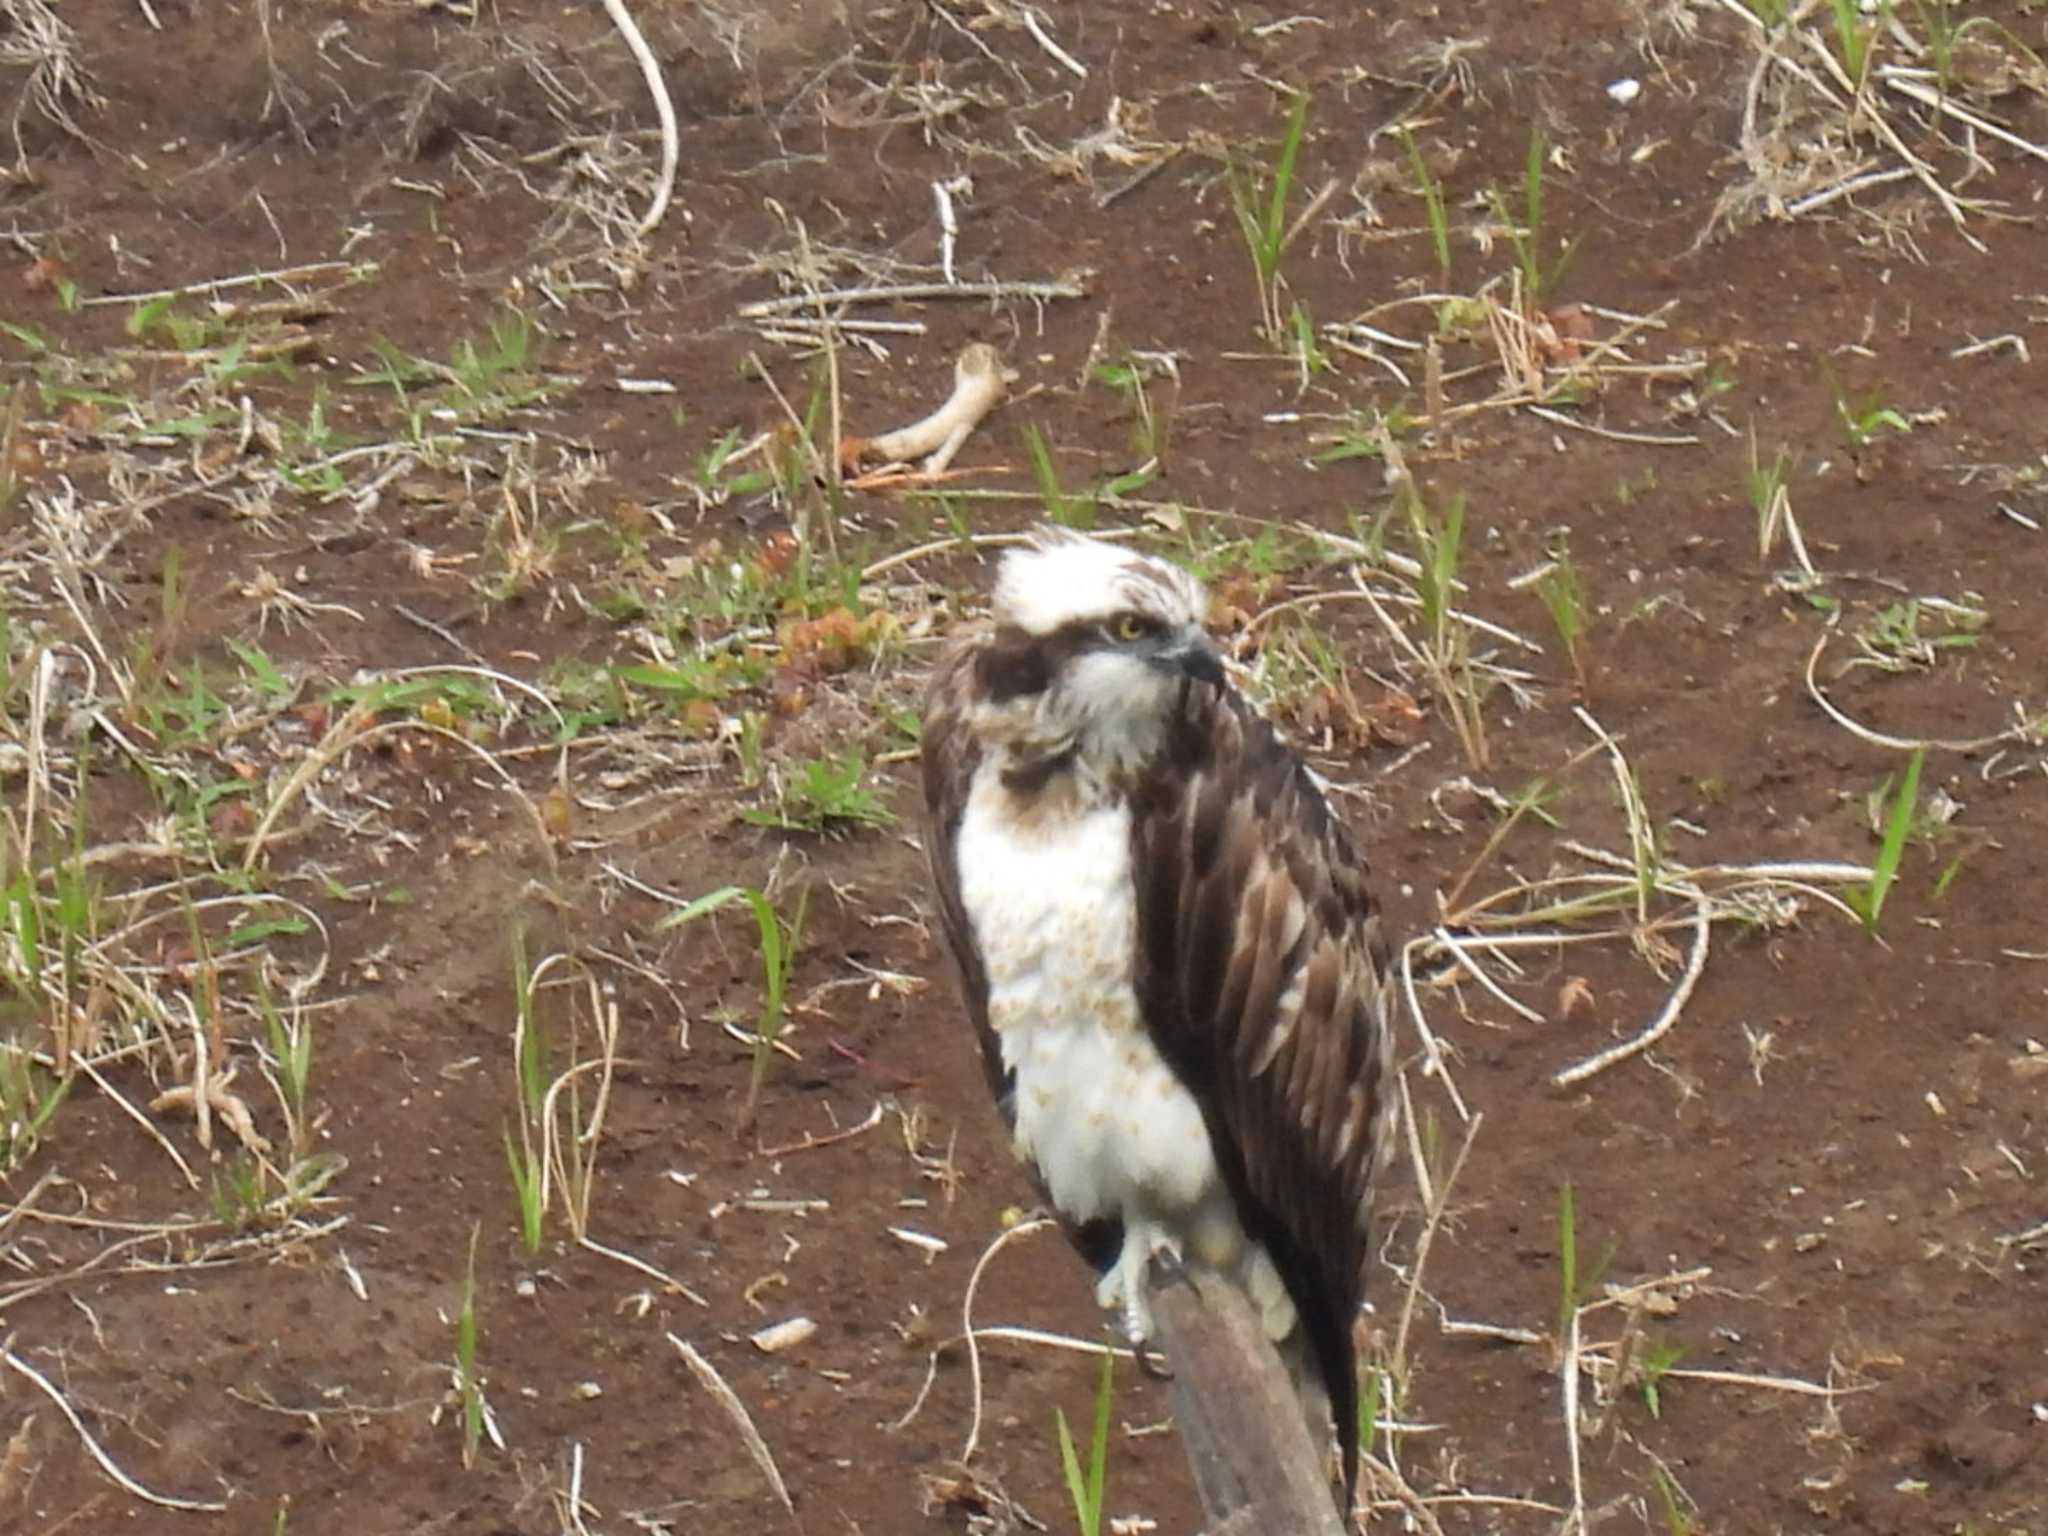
xmin=2 ymin=0 xmax=2046 ymax=1532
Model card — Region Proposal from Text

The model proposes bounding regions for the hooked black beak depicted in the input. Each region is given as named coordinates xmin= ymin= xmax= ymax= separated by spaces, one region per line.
xmin=1173 ymin=638 xmax=1226 ymax=688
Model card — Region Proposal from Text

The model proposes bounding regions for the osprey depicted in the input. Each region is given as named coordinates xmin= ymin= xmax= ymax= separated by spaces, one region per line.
xmin=920 ymin=527 xmax=1394 ymax=1501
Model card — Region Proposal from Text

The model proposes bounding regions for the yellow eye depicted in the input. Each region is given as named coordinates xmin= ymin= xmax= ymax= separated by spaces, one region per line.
xmin=1111 ymin=613 xmax=1149 ymax=642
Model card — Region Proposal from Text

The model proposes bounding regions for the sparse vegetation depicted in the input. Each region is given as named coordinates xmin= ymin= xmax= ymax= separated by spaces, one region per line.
xmin=1488 ymin=126 xmax=1576 ymax=307
xmin=1404 ymin=485 xmax=1491 ymax=769
xmin=1534 ymin=545 xmax=1590 ymax=701
xmin=658 ymin=884 xmax=807 ymax=1136
xmin=1228 ymin=91 xmax=1315 ymax=341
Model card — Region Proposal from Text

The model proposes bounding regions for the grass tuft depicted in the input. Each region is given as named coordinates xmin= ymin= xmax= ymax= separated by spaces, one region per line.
xmin=658 ymin=884 xmax=806 ymax=1136
xmin=1054 ymin=1347 xmax=1115 ymax=1536
xmin=1846 ymin=747 xmax=1924 ymax=935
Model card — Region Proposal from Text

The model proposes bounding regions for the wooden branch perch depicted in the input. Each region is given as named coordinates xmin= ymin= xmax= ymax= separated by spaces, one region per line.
xmin=1147 ymin=1265 xmax=1349 ymax=1536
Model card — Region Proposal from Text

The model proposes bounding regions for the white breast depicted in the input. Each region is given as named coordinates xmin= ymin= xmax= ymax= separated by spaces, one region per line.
xmin=953 ymin=764 xmax=1223 ymax=1230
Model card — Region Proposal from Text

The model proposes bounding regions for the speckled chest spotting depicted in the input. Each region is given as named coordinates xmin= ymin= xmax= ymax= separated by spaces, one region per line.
xmin=952 ymin=760 xmax=1221 ymax=1229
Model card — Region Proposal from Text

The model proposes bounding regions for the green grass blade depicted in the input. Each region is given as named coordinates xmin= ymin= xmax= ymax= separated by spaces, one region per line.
xmin=655 ymin=884 xmax=747 ymax=931
xmin=458 ymin=1222 xmax=484 ymax=1466
xmin=1857 ymin=746 xmax=1924 ymax=933
xmin=1055 ymin=1407 xmax=1090 ymax=1534
xmin=1086 ymin=1347 xmax=1113 ymax=1529
xmin=1557 ymin=1180 xmax=1578 ymax=1337
xmin=1263 ymin=93 xmax=1311 ymax=273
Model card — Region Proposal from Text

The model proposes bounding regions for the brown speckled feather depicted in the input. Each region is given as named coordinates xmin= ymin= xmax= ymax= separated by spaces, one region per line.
xmin=1127 ymin=678 xmax=1392 ymax=1499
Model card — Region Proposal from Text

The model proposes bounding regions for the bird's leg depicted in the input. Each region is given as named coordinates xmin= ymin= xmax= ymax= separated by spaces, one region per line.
xmin=1094 ymin=1218 xmax=1182 ymax=1348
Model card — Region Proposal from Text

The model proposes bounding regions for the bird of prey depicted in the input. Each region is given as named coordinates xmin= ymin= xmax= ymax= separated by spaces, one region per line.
xmin=920 ymin=526 xmax=1394 ymax=1501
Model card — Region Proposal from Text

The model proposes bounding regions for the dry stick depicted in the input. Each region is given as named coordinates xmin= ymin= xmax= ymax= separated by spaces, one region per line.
xmin=1559 ymin=1309 xmax=1588 ymax=1536
xmin=597 ymin=0 xmax=680 ymax=237
xmin=1020 ymin=4 xmax=1088 ymax=79
xmin=1879 ymin=70 xmax=2048 ymax=166
xmin=751 ymin=314 xmax=928 ymax=336
xmin=1663 ymin=1365 xmax=1863 ymax=1396
xmin=1522 ymin=405 xmax=1699 ymax=447
xmin=666 ymin=1334 xmax=794 ymax=1519
xmin=1551 ymin=897 xmax=1712 ymax=1089
xmin=0 ymin=1229 xmax=200 ymax=1313
xmin=1359 ymin=1455 xmax=1454 ymax=1536
xmin=739 ymin=277 xmax=1088 ymax=318
xmin=1797 ymin=30 xmax=1990 ymax=249
xmin=758 ymin=1100 xmax=884 ymax=1157
xmin=1573 ymin=705 xmax=1657 ymax=927
xmin=77 ymin=1056 xmax=200 ymax=1188
xmin=1397 ymin=937 xmax=1473 ymax=1123
xmin=1787 ymin=164 xmax=1915 ymax=216
xmin=1396 ymin=1071 xmax=1435 ymax=1213
xmin=580 ymin=1234 xmax=709 ymax=1308
xmin=1432 ymin=931 xmax=1547 ymax=1025
xmin=1145 ymin=1266 xmax=1349 ymax=1536
xmin=79 ymin=260 xmax=366 ymax=306
xmin=3 ymin=1347 xmax=227 ymax=1511
xmin=21 ymin=651 xmax=59 ymax=863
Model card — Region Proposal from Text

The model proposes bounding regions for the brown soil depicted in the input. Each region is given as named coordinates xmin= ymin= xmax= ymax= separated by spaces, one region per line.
xmin=2 ymin=2 xmax=2045 ymax=1533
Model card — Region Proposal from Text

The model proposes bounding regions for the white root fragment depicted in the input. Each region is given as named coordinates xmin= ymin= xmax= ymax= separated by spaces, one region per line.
xmin=2 ymin=1348 xmax=227 ymax=1512
xmin=599 ymin=0 xmax=683 ymax=238
xmin=1550 ymin=897 xmax=1712 ymax=1089
xmin=889 ymin=1226 xmax=950 ymax=1262
xmin=847 ymin=343 xmax=1017 ymax=475
xmin=150 ymin=1064 xmax=274 ymax=1156
xmin=750 ymin=1316 xmax=818 ymax=1354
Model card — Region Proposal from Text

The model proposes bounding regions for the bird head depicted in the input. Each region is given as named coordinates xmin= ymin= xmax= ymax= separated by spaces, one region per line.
xmin=967 ymin=527 xmax=1223 ymax=769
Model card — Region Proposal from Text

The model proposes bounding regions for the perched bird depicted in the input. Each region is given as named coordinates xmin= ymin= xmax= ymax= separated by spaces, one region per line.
xmin=920 ymin=526 xmax=1395 ymax=1501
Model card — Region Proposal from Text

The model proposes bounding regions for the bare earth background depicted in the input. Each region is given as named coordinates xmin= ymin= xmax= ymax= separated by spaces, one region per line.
xmin=2 ymin=1 xmax=2046 ymax=1532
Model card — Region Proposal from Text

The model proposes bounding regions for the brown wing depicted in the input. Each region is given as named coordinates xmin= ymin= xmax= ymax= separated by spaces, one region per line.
xmin=1127 ymin=682 xmax=1393 ymax=1501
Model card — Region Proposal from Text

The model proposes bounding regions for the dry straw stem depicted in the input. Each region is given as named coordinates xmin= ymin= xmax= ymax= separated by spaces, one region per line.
xmin=957 ymin=1214 xmax=1054 ymax=1463
xmin=739 ymin=276 xmax=1088 ymax=317
xmin=3 ymin=1346 xmax=227 ymax=1511
xmin=76 ymin=260 xmax=366 ymax=307
xmin=1804 ymin=630 xmax=2034 ymax=752
xmin=845 ymin=343 xmax=1017 ymax=476
xmin=243 ymin=708 xmax=557 ymax=877
xmin=1879 ymin=68 xmax=2048 ymax=168
xmin=668 ymin=1333 xmax=794 ymax=1518
xmin=1796 ymin=27 xmax=1990 ymax=247
xmin=1390 ymin=1109 xmax=1484 ymax=1391
xmin=1396 ymin=936 xmax=1473 ymax=1123
xmin=597 ymin=0 xmax=681 ymax=238
xmin=579 ymin=1233 xmax=708 ymax=1308
xmin=890 ymin=1323 xmax=1134 ymax=1439
xmin=1551 ymin=896 xmax=1710 ymax=1087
